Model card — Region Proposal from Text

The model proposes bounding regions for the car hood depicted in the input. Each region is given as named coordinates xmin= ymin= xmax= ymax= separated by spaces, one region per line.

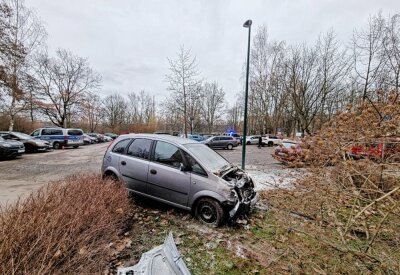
xmin=0 ymin=140 xmax=24 ymax=146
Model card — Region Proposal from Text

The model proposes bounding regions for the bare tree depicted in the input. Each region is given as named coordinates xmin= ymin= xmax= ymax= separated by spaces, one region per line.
xmin=200 ymin=82 xmax=225 ymax=133
xmin=35 ymin=49 xmax=101 ymax=127
xmin=80 ymin=92 xmax=103 ymax=132
xmin=103 ymin=93 xmax=127 ymax=130
xmin=0 ymin=0 xmax=46 ymax=131
xmin=382 ymin=14 xmax=400 ymax=98
xmin=352 ymin=13 xmax=385 ymax=100
xmin=160 ymin=97 xmax=183 ymax=132
xmin=165 ymin=46 xmax=200 ymax=137
xmin=127 ymin=90 xmax=155 ymax=125
xmin=226 ymin=97 xmax=243 ymax=133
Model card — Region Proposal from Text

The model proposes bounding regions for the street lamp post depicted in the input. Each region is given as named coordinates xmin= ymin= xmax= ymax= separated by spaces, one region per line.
xmin=241 ymin=19 xmax=252 ymax=170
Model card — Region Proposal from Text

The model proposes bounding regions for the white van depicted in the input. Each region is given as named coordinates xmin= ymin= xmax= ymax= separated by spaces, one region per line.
xmin=30 ymin=127 xmax=84 ymax=149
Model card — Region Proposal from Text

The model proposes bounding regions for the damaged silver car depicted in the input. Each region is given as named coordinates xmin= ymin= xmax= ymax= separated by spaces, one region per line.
xmin=102 ymin=134 xmax=258 ymax=226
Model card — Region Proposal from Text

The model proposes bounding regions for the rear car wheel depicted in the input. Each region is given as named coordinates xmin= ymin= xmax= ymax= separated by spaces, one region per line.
xmin=73 ymin=146 xmax=79 ymax=149
xmin=268 ymin=141 xmax=273 ymax=147
xmin=195 ymin=198 xmax=225 ymax=227
xmin=246 ymin=141 xmax=251 ymax=145
xmin=53 ymin=142 xmax=61 ymax=149
xmin=227 ymin=144 xmax=233 ymax=150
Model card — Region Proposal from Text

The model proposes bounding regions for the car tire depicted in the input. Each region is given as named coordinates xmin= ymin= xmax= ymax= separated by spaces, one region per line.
xmin=103 ymin=172 xmax=118 ymax=181
xmin=25 ymin=144 xmax=35 ymax=153
xmin=227 ymin=144 xmax=233 ymax=150
xmin=53 ymin=142 xmax=61 ymax=149
xmin=246 ymin=141 xmax=251 ymax=145
xmin=268 ymin=141 xmax=273 ymax=147
xmin=73 ymin=146 xmax=79 ymax=149
xmin=195 ymin=198 xmax=225 ymax=227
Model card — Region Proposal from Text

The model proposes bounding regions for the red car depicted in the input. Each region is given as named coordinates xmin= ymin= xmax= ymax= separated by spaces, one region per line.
xmin=348 ymin=139 xmax=400 ymax=161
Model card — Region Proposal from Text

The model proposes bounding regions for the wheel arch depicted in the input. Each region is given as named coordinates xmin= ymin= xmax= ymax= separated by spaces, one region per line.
xmin=102 ymin=167 xmax=120 ymax=180
xmin=189 ymin=190 xmax=228 ymax=213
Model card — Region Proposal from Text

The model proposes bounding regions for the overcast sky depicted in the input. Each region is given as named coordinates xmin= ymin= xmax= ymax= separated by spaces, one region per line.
xmin=28 ymin=0 xmax=400 ymax=105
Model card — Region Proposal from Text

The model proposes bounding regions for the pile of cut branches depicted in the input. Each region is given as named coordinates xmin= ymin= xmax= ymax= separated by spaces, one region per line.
xmin=265 ymin=91 xmax=400 ymax=272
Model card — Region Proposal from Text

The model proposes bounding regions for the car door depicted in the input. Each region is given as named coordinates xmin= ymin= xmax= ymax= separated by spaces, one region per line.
xmin=147 ymin=140 xmax=190 ymax=206
xmin=211 ymin=136 xmax=222 ymax=148
xmin=118 ymin=138 xmax=152 ymax=194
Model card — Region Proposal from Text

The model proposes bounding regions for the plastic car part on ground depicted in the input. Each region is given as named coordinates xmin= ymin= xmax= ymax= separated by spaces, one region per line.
xmin=117 ymin=233 xmax=191 ymax=275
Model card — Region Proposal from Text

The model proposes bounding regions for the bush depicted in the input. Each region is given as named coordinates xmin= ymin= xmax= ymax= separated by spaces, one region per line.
xmin=0 ymin=175 xmax=132 ymax=274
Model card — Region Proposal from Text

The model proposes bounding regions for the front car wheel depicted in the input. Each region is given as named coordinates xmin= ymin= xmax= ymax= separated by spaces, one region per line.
xmin=195 ymin=198 xmax=225 ymax=227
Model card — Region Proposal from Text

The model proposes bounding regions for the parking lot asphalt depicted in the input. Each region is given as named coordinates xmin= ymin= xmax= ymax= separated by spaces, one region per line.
xmin=0 ymin=143 xmax=280 ymax=207
xmin=0 ymin=143 xmax=110 ymax=206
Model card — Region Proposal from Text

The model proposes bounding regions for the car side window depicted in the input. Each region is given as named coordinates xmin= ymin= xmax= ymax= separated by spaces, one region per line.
xmin=1 ymin=134 xmax=11 ymax=139
xmin=31 ymin=130 xmax=40 ymax=136
xmin=213 ymin=137 xmax=220 ymax=141
xmin=127 ymin=138 xmax=152 ymax=159
xmin=183 ymin=151 xmax=207 ymax=176
xmin=153 ymin=141 xmax=183 ymax=169
xmin=52 ymin=129 xmax=63 ymax=135
xmin=41 ymin=129 xmax=51 ymax=135
xmin=112 ymin=139 xmax=132 ymax=154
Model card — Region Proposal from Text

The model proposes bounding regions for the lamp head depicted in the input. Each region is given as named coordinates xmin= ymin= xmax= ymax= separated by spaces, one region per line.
xmin=243 ymin=20 xmax=252 ymax=28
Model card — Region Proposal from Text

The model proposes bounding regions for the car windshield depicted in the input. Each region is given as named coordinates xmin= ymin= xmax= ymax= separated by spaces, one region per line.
xmin=184 ymin=143 xmax=230 ymax=172
xmin=12 ymin=132 xmax=33 ymax=140
xmin=283 ymin=142 xmax=297 ymax=148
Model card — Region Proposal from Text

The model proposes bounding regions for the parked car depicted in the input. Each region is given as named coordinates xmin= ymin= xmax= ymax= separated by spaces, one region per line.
xmin=0 ymin=131 xmax=50 ymax=152
xmin=187 ymin=134 xmax=204 ymax=142
xmin=225 ymin=133 xmax=242 ymax=144
xmin=202 ymin=134 xmax=214 ymax=140
xmin=104 ymin=133 xmax=118 ymax=139
xmin=103 ymin=135 xmax=113 ymax=142
xmin=0 ymin=136 xmax=25 ymax=158
xmin=202 ymin=136 xmax=239 ymax=150
xmin=273 ymin=139 xmax=301 ymax=163
xmin=30 ymin=127 xmax=84 ymax=149
xmin=347 ymin=139 xmax=400 ymax=161
xmin=245 ymin=135 xmax=262 ymax=145
xmin=262 ymin=135 xmax=283 ymax=147
xmin=88 ymin=133 xmax=106 ymax=143
xmin=102 ymin=134 xmax=258 ymax=226
xmin=83 ymin=134 xmax=96 ymax=145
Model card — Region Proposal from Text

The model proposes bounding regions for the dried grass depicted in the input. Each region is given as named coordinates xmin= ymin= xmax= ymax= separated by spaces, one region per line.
xmin=0 ymin=174 xmax=132 ymax=274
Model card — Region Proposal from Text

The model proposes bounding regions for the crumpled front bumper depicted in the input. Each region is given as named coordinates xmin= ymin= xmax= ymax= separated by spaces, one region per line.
xmin=229 ymin=192 xmax=259 ymax=219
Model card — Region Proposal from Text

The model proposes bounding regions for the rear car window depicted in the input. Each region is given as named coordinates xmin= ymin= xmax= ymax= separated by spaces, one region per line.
xmin=67 ymin=129 xmax=83 ymax=135
xmin=127 ymin=139 xmax=152 ymax=159
xmin=112 ymin=139 xmax=132 ymax=154
xmin=153 ymin=141 xmax=183 ymax=168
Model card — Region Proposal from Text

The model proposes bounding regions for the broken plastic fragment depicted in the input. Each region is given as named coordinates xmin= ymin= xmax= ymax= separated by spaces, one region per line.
xmin=117 ymin=233 xmax=191 ymax=275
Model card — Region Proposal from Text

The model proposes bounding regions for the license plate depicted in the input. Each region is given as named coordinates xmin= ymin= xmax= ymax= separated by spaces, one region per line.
xmin=18 ymin=149 xmax=25 ymax=153
xmin=69 ymin=140 xmax=78 ymax=143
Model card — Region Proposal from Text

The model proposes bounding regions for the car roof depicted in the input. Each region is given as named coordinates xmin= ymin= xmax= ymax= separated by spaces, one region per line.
xmin=119 ymin=133 xmax=199 ymax=145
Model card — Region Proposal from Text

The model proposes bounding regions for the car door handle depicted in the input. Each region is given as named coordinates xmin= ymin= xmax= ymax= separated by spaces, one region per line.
xmin=121 ymin=161 xmax=126 ymax=166
xmin=150 ymin=169 xmax=157 ymax=174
